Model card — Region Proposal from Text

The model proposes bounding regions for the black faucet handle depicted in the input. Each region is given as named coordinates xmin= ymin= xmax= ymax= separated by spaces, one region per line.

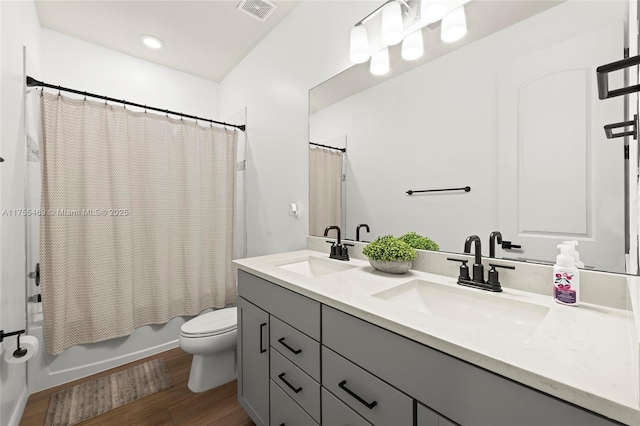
xmin=487 ymin=263 xmax=516 ymax=286
xmin=447 ymin=258 xmax=470 ymax=280
xmin=489 ymin=263 xmax=516 ymax=270
xmin=343 ymin=243 xmax=354 ymax=247
xmin=502 ymin=240 xmax=522 ymax=250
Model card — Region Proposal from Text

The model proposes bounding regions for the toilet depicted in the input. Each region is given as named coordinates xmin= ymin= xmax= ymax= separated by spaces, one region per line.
xmin=179 ymin=307 xmax=238 ymax=393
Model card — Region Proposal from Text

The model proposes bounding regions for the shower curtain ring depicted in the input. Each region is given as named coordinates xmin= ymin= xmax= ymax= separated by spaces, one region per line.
xmin=57 ymin=85 xmax=61 ymax=96
xmin=144 ymin=105 xmax=147 ymax=113
xmin=123 ymin=100 xmax=126 ymax=110
xmin=165 ymin=109 xmax=169 ymax=117
xmin=83 ymin=91 xmax=87 ymax=101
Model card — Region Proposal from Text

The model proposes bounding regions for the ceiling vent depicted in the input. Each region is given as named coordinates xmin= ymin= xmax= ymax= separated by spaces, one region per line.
xmin=237 ymin=0 xmax=278 ymax=23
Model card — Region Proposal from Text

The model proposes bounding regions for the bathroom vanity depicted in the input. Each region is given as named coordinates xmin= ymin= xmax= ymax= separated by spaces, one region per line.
xmin=235 ymin=250 xmax=639 ymax=426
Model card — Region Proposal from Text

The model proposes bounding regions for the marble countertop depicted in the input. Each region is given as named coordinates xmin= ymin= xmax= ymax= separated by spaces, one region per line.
xmin=234 ymin=249 xmax=639 ymax=425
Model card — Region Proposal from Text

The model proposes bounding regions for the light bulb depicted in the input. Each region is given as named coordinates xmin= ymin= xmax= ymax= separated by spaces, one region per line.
xmin=421 ymin=0 xmax=447 ymax=24
xmin=402 ymin=29 xmax=423 ymax=61
xmin=441 ymin=5 xmax=467 ymax=43
xmin=370 ymin=48 xmax=390 ymax=76
xmin=381 ymin=1 xmax=403 ymax=46
xmin=350 ymin=25 xmax=370 ymax=64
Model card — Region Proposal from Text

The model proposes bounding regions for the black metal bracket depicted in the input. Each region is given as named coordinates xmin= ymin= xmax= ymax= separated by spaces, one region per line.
xmin=604 ymin=114 xmax=638 ymax=140
xmin=407 ymin=186 xmax=470 ymax=195
xmin=597 ymin=55 xmax=640 ymax=99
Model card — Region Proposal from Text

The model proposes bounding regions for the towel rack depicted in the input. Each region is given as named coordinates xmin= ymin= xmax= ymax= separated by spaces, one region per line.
xmin=596 ymin=55 xmax=640 ymax=99
xmin=604 ymin=115 xmax=638 ymax=140
xmin=406 ymin=186 xmax=471 ymax=195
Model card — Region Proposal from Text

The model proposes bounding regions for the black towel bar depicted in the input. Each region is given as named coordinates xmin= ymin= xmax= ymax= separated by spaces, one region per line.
xmin=406 ymin=186 xmax=471 ymax=195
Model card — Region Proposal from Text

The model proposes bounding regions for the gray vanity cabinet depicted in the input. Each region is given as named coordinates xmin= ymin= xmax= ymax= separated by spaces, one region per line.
xmin=237 ymin=296 xmax=269 ymax=426
xmin=322 ymin=305 xmax=620 ymax=426
xmin=238 ymin=270 xmax=322 ymax=426
xmin=417 ymin=403 xmax=457 ymax=426
xmin=238 ymin=270 xmax=620 ymax=426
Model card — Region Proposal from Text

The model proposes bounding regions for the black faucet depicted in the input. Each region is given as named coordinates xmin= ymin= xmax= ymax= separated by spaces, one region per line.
xmin=489 ymin=231 xmax=502 ymax=258
xmin=324 ymin=226 xmax=352 ymax=261
xmin=464 ymin=235 xmax=484 ymax=284
xmin=450 ymin=235 xmax=514 ymax=292
xmin=356 ymin=224 xmax=370 ymax=242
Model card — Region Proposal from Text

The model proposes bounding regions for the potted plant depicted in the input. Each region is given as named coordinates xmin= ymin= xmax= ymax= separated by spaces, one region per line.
xmin=399 ymin=232 xmax=439 ymax=251
xmin=362 ymin=235 xmax=417 ymax=274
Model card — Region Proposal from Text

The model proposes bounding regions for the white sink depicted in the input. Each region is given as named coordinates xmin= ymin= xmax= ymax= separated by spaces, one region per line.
xmin=273 ymin=255 xmax=357 ymax=278
xmin=372 ymin=279 xmax=549 ymax=337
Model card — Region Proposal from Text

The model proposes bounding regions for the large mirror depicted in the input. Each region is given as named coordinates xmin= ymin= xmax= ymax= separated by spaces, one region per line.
xmin=309 ymin=0 xmax=635 ymax=274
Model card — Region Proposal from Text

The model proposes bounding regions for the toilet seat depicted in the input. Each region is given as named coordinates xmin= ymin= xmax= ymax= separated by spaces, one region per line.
xmin=181 ymin=307 xmax=237 ymax=338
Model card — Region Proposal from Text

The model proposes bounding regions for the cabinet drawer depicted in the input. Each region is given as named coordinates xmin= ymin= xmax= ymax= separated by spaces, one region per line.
xmin=238 ymin=270 xmax=320 ymax=339
xmin=322 ymin=388 xmax=372 ymax=426
xmin=271 ymin=348 xmax=321 ymax=422
xmin=271 ymin=316 xmax=320 ymax=380
xmin=322 ymin=346 xmax=412 ymax=426
xmin=270 ymin=380 xmax=318 ymax=426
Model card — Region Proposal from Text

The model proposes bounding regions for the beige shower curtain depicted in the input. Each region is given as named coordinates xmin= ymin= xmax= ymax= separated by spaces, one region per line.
xmin=309 ymin=146 xmax=344 ymax=236
xmin=39 ymin=92 xmax=237 ymax=355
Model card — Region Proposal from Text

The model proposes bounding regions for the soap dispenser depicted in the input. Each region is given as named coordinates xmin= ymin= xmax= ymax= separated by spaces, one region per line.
xmin=553 ymin=244 xmax=580 ymax=306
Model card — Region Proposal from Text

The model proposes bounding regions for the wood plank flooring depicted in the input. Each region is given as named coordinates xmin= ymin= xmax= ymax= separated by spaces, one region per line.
xmin=20 ymin=347 xmax=255 ymax=426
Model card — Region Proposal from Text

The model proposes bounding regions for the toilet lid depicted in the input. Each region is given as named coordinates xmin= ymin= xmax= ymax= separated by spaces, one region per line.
xmin=181 ymin=307 xmax=237 ymax=337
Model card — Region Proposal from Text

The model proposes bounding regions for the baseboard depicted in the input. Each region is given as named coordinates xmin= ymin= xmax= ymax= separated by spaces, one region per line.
xmin=8 ymin=386 xmax=28 ymax=426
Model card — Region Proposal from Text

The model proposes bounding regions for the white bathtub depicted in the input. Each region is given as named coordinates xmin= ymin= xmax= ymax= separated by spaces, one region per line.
xmin=27 ymin=304 xmax=189 ymax=392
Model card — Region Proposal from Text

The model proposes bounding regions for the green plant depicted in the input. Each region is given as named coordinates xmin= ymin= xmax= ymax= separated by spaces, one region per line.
xmin=399 ymin=232 xmax=439 ymax=251
xmin=362 ymin=235 xmax=417 ymax=262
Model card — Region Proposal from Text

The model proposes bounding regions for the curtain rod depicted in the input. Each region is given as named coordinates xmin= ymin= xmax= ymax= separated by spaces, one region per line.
xmin=309 ymin=142 xmax=346 ymax=152
xmin=26 ymin=76 xmax=246 ymax=132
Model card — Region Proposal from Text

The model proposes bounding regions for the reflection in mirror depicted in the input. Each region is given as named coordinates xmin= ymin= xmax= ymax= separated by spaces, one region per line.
xmin=309 ymin=0 xmax=633 ymax=274
xmin=308 ymin=138 xmax=347 ymax=237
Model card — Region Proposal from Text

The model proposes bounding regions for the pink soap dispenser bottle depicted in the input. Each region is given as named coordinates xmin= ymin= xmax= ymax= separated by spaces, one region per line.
xmin=553 ymin=244 xmax=580 ymax=306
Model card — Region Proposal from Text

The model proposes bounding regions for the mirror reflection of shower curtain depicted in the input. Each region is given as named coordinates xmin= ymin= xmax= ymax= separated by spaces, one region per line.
xmin=39 ymin=92 xmax=238 ymax=355
xmin=309 ymin=145 xmax=344 ymax=236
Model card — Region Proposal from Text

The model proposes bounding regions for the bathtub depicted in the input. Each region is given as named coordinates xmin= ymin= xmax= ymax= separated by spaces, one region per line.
xmin=27 ymin=301 xmax=189 ymax=392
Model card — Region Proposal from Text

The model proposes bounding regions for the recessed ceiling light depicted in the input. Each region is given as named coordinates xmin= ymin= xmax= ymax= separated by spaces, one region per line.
xmin=140 ymin=34 xmax=164 ymax=49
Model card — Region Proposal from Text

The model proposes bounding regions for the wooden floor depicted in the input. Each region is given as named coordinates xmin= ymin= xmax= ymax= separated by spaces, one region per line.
xmin=20 ymin=347 xmax=255 ymax=426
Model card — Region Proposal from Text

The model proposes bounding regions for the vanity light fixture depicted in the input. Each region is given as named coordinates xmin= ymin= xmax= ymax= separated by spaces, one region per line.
xmin=421 ymin=0 xmax=448 ymax=24
xmin=370 ymin=47 xmax=390 ymax=75
xmin=140 ymin=34 xmax=164 ymax=49
xmin=441 ymin=5 xmax=467 ymax=43
xmin=350 ymin=25 xmax=370 ymax=64
xmin=349 ymin=0 xmax=469 ymax=75
xmin=381 ymin=1 xmax=404 ymax=46
xmin=402 ymin=29 xmax=424 ymax=60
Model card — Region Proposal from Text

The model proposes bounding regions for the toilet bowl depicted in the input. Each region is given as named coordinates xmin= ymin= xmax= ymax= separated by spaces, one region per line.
xmin=179 ymin=307 xmax=238 ymax=393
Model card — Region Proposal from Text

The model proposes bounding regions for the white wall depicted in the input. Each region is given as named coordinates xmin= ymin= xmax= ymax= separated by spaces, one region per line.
xmin=219 ymin=1 xmax=377 ymax=257
xmin=309 ymin=1 xmax=626 ymax=256
xmin=0 ymin=1 xmax=42 ymax=424
xmin=41 ymin=29 xmax=219 ymax=119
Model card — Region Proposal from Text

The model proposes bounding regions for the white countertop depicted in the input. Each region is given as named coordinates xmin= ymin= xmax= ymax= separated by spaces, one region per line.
xmin=234 ymin=249 xmax=640 ymax=426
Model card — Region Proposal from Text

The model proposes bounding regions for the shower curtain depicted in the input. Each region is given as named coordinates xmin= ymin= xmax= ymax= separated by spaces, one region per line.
xmin=39 ymin=92 xmax=237 ymax=355
xmin=309 ymin=146 xmax=344 ymax=236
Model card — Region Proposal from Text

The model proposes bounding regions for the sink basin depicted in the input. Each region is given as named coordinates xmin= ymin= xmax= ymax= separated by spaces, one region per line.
xmin=273 ymin=256 xmax=357 ymax=278
xmin=372 ymin=279 xmax=549 ymax=337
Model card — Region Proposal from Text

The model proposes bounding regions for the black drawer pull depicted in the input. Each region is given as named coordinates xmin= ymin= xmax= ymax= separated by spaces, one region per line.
xmin=338 ymin=380 xmax=377 ymax=409
xmin=278 ymin=372 xmax=302 ymax=393
xmin=278 ymin=337 xmax=302 ymax=354
xmin=259 ymin=323 xmax=267 ymax=354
